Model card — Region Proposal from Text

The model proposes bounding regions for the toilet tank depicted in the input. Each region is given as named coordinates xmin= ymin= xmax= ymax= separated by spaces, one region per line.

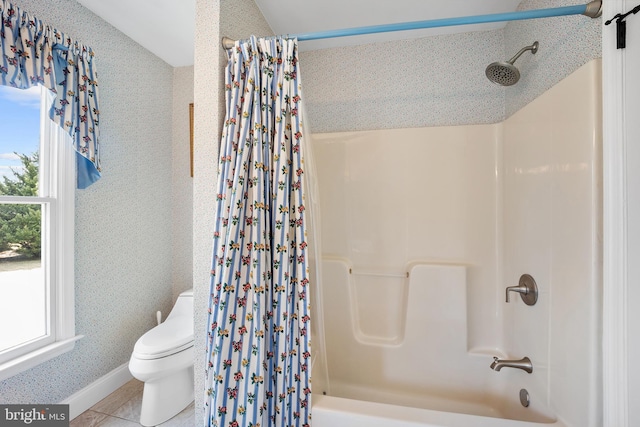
xmin=166 ymin=289 xmax=193 ymax=321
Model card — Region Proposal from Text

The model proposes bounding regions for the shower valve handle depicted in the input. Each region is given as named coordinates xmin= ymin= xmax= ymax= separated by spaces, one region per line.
xmin=505 ymin=274 xmax=538 ymax=306
xmin=506 ymin=285 xmax=528 ymax=302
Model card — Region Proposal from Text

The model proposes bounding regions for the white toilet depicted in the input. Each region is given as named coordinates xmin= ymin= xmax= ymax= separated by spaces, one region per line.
xmin=129 ymin=289 xmax=194 ymax=426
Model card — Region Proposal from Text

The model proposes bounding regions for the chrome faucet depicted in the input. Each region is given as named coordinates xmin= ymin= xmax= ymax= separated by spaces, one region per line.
xmin=490 ymin=356 xmax=533 ymax=373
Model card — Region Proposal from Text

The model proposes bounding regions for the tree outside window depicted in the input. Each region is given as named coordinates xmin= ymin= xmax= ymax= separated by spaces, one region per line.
xmin=0 ymin=153 xmax=40 ymax=259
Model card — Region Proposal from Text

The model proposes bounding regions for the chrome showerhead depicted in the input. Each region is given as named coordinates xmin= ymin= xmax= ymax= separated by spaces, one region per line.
xmin=486 ymin=41 xmax=538 ymax=86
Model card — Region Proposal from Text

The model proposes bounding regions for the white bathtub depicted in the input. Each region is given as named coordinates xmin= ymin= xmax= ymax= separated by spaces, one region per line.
xmin=313 ymin=259 xmax=562 ymax=426
xmin=312 ymin=394 xmax=566 ymax=427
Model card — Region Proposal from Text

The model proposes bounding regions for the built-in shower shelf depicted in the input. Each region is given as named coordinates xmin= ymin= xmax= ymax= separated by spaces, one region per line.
xmin=323 ymin=258 xmax=468 ymax=348
xmin=322 ymin=258 xmax=491 ymax=391
xmin=349 ymin=269 xmax=409 ymax=278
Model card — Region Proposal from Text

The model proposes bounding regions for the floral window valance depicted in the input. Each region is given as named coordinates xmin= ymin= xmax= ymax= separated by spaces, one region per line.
xmin=1 ymin=0 xmax=101 ymax=188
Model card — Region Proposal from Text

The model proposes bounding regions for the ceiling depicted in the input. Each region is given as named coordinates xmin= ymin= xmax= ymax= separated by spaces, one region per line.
xmin=75 ymin=0 xmax=524 ymax=67
xmin=75 ymin=0 xmax=196 ymax=67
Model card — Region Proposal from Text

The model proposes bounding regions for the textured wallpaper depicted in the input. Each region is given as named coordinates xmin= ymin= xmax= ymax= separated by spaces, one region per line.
xmin=172 ymin=66 xmax=194 ymax=300
xmin=299 ymin=0 xmax=601 ymax=133
xmin=0 ymin=0 xmax=175 ymax=404
xmin=192 ymin=1 xmax=221 ymax=423
xmin=504 ymin=0 xmax=602 ymax=117
xmin=300 ymin=30 xmax=505 ymax=133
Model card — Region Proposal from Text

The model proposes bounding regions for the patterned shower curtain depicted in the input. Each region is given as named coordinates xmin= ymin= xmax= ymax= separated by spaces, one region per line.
xmin=204 ymin=36 xmax=312 ymax=427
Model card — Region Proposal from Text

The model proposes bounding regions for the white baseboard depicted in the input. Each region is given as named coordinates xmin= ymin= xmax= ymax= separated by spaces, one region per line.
xmin=60 ymin=363 xmax=133 ymax=420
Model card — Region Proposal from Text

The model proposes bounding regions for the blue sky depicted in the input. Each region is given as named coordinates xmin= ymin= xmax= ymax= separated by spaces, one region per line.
xmin=0 ymin=86 xmax=41 ymax=181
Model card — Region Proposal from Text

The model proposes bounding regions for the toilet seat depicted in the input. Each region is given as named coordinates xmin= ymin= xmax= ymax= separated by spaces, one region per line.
xmin=133 ymin=315 xmax=194 ymax=360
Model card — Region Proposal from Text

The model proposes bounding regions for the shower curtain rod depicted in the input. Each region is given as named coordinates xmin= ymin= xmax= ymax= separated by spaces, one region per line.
xmin=221 ymin=0 xmax=601 ymax=49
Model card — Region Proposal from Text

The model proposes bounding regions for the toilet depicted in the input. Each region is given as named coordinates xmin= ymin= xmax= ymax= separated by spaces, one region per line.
xmin=129 ymin=289 xmax=194 ymax=426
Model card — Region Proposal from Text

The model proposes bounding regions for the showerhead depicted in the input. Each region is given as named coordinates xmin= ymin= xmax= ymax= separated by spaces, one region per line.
xmin=486 ymin=62 xmax=521 ymax=87
xmin=486 ymin=41 xmax=538 ymax=86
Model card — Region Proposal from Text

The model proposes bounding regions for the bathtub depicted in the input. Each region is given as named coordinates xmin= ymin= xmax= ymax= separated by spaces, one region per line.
xmin=312 ymin=394 xmax=566 ymax=427
xmin=310 ymin=60 xmax=602 ymax=427
xmin=312 ymin=259 xmax=561 ymax=427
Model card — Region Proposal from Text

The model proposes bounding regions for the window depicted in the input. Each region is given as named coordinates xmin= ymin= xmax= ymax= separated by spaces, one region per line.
xmin=0 ymin=85 xmax=80 ymax=381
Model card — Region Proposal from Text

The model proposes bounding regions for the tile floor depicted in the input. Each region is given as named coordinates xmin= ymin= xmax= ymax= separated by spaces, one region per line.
xmin=70 ymin=379 xmax=194 ymax=426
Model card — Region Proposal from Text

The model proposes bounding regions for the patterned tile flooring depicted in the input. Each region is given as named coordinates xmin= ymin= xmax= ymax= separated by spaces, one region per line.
xmin=70 ymin=379 xmax=194 ymax=426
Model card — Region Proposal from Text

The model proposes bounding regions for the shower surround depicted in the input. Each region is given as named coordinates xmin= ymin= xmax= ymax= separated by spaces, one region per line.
xmin=312 ymin=59 xmax=602 ymax=426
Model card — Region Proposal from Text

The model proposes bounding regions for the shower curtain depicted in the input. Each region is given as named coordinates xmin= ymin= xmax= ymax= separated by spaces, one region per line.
xmin=204 ymin=36 xmax=312 ymax=427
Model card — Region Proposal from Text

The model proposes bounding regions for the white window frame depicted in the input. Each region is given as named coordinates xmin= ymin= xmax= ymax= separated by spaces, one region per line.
xmin=0 ymin=86 xmax=82 ymax=381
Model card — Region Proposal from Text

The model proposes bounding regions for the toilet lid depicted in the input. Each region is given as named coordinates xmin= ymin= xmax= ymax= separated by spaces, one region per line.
xmin=133 ymin=315 xmax=194 ymax=360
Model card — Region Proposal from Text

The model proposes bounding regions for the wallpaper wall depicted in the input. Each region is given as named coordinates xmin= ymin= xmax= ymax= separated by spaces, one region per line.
xmin=172 ymin=66 xmax=194 ymax=299
xmin=300 ymin=30 xmax=505 ymax=133
xmin=192 ymin=1 xmax=221 ymax=422
xmin=299 ymin=0 xmax=601 ymax=133
xmin=0 ymin=0 xmax=175 ymax=404
xmin=504 ymin=0 xmax=602 ymax=117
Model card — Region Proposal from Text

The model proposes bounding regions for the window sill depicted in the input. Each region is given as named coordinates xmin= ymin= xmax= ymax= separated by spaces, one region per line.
xmin=0 ymin=335 xmax=83 ymax=382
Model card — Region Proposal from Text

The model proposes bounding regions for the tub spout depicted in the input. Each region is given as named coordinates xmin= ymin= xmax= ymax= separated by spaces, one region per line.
xmin=490 ymin=356 xmax=533 ymax=374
